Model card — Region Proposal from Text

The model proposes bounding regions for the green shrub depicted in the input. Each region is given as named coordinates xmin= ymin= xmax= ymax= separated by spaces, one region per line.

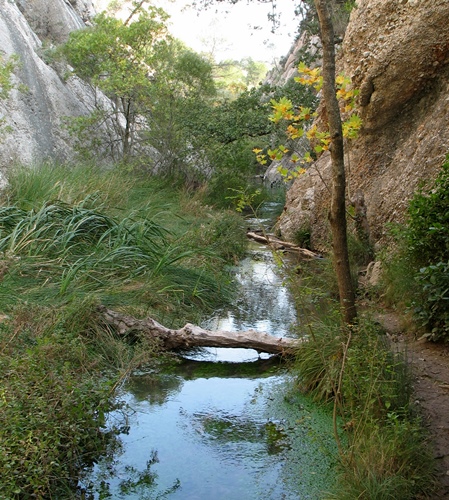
xmin=407 ymin=159 xmax=449 ymax=266
xmin=413 ymin=261 xmax=449 ymax=340
xmin=293 ymin=226 xmax=311 ymax=249
xmin=382 ymin=155 xmax=449 ymax=341
xmin=405 ymin=158 xmax=449 ymax=339
xmin=0 ymin=304 xmax=115 ymax=499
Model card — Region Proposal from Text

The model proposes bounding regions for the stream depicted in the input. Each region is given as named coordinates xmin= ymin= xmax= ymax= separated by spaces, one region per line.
xmin=80 ymin=203 xmax=336 ymax=499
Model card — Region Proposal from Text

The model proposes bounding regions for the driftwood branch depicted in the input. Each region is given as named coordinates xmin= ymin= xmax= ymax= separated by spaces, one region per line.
xmin=99 ymin=306 xmax=299 ymax=355
xmin=246 ymin=231 xmax=321 ymax=260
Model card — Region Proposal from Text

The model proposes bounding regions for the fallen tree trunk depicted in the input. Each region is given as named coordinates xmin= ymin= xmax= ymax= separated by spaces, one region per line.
xmin=99 ymin=306 xmax=300 ymax=355
xmin=246 ymin=231 xmax=321 ymax=260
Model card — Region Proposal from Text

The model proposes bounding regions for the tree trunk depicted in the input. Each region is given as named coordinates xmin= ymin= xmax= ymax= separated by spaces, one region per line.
xmin=122 ymin=97 xmax=133 ymax=159
xmin=98 ymin=306 xmax=299 ymax=355
xmin=351 ymin=189 xmax=373 ymax=264
xmin=314 ymin=0 xmax=357 ymax=324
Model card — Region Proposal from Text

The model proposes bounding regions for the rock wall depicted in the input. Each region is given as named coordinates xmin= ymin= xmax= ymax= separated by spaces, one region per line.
xmin=278 ymin=0 xmax=449 ymax=252
xmin=15 ymin=0 xmax=94 ymax=43
xmin=0 ymin=0 xmax=97 ymax=179
xmin=266 ymin=31 xmax=322 ymax=87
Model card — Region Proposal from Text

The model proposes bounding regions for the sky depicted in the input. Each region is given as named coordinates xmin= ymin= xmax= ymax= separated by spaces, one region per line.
xmin=163 ymin=0 xmax=300 ymax=63
xmin=93 ymin=0 xmax=300 ymax=64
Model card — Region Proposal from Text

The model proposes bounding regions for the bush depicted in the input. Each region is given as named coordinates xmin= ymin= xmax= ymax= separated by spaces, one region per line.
xmin=383 ymin=155 xmax=449 ymax=341
xmin=413 ymin=261 xmax=449 ymax=341
xmin=407 ymin=158 xmax=449 ymax=266
xmin=0 ymin=303 xmax=116 ymax=498
xmin=405 ymin=157 xmax=449 ymax=340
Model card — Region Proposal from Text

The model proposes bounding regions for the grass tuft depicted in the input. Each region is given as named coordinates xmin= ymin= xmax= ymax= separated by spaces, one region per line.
xmin=292 ymin=314 xmax=436 ymax=499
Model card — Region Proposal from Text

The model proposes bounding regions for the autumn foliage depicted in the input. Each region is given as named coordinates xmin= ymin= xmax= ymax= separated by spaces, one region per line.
xmin=254 ymin=62 xmax=362 ymax=181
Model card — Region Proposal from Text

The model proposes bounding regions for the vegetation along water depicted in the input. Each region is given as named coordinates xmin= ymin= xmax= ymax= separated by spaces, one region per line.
xmin=0 ymin=161 xmax=437 ymax=499
xmin=79 ymin=205 xmax=337 ymax=499
xmin=0 ymin=1 xmax=444 ymax=497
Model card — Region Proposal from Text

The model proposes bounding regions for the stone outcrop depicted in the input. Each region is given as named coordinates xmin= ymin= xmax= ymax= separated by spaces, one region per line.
xmin=266 ymin=31 xmax=322 ymax=88
xmin=15 ymin=0 xmax=94 ymax=44
xmin=0 ymin=0 xmax=97 ymax=180
xmin=277 ymin=0 xmax=449 ymax=251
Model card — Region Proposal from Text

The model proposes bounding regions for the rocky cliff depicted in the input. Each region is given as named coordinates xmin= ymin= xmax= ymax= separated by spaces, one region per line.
xmin=0 ymin=0 xmax=97 ymax=181
xmin=277 ymin=0 xmax=449 ymax=251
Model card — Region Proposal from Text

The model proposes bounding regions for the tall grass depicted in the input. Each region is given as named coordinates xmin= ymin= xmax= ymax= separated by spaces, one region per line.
xmin=4 ymin=161 xmax=135 ymax=210
xmin=0 ymin=164 xmax=246 ymax=318
xmin=291 ymin=306 xmax=435 ymax=499
xmin=284 ymin=234 xmax=436 ymax=499
xmin=0 ymin=162 xmax=247 ymax=497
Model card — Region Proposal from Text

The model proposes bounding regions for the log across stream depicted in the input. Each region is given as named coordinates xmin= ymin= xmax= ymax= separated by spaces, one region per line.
xmin=99 ymin=306 xmax=300 ymax=355
xmin=97 ymin=229 xmax=318 ymax=356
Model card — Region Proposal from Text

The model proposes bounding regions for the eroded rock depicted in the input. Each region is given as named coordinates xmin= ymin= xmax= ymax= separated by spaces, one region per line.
xmin=278 ymin=0 xmax=449 ymax=251
xmin=0 ymin=0 xmax=101 ymax=174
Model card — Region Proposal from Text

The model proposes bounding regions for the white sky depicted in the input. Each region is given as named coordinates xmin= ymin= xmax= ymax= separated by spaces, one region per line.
xmin=93 ymin=1 xmax=300 ymax=64
xmin=163 ymin=0 xmax=299 ymax=63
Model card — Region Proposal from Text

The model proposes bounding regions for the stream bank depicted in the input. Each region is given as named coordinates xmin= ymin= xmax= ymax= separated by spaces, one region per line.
xmin=376 ymin=312 xmax=449 ymax=499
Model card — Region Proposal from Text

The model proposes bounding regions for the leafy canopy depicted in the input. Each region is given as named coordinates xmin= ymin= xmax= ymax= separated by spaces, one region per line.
xmin=62 ymin=5 xmax=217 ymax=166
xmin=254 ymin=62 xmax=362 ymax=181
xmin=63 ymin=7 xmax=170 ymax=99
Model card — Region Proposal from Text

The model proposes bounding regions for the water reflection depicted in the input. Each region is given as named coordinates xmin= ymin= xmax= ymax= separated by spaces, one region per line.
xmin=81 ymin=375 xmax=335 ymax=499
xmin=80 ymin=205 xmax=336 ymax=499
xmin=126 ymin=374 xmax=184 ymax=406
xmin=187 ymin=242 xmax=298 ymax=364
xmin=209 ymin=247 xmax=297 ymax=337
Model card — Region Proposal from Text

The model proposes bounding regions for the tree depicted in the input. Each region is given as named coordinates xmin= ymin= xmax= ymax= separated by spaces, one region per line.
xmin=62 ymin=6 xmax=170 ymax=160
xmin=219 ymin=0 xmax=360 ymax=324
xmin=213 ymin=58 xmax=268 ymax=98
xmin=314 ymin=0 xmax=356 ymax=323
xmin=62 ymin=4 xmax=219 ymax=178
xmin=138 ymin=39 xmax=217 ymax=180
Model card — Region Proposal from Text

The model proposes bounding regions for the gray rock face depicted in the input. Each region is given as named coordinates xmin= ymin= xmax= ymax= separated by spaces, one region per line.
xmin=265 ymin=32 xmax=322 ymax=88
xmin=0 ymin=0 xmax=97 ymax=178
xmin=16 ymin=0 xmax=94 ymax=43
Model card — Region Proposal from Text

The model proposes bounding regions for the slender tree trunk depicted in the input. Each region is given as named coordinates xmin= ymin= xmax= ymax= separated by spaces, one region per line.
xmin=314 ymin=0 xmax=357 ymax=324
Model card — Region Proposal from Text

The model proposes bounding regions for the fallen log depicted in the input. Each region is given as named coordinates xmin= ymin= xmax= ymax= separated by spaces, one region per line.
xmin=246 ymin=231 xmax=321 ymax=260
xmin=99 ymin=306 xmax=300 ymax=356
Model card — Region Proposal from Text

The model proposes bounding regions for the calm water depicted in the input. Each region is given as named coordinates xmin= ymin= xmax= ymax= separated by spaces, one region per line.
xmin=80 ymin=204 xmax=336 ymax=499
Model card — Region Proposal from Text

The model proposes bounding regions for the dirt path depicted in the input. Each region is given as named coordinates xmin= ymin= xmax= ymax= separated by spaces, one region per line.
xmin=378 ymin=312 xmax=449 ymax=499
